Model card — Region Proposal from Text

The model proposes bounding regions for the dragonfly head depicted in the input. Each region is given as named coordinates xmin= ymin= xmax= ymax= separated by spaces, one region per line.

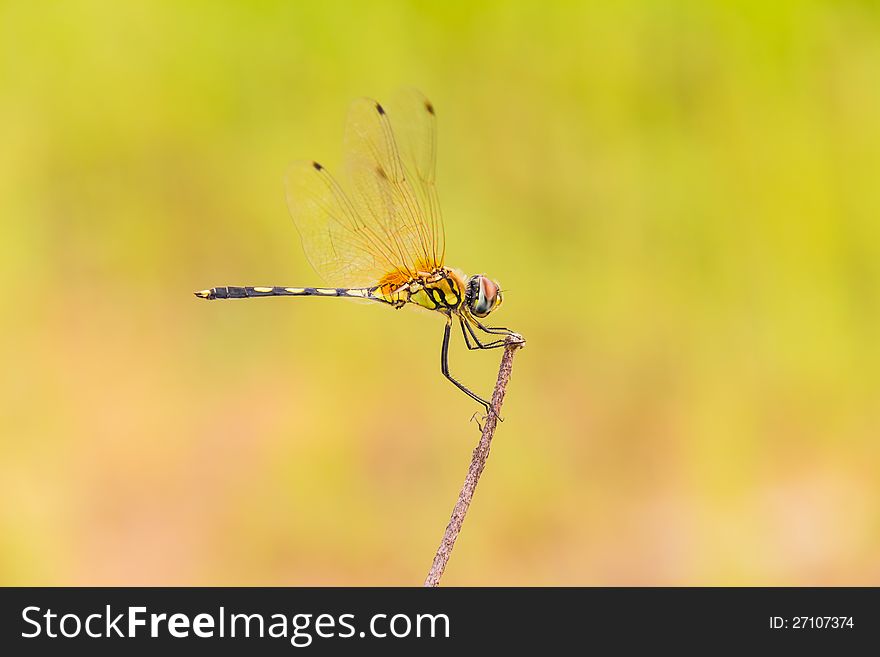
xmin=465 ymin=274 xmax=503 ymax=318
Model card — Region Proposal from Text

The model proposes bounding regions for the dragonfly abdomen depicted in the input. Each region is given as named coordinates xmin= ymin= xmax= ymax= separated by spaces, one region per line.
xmin=194 ymin=286 xmax=379 ymax=301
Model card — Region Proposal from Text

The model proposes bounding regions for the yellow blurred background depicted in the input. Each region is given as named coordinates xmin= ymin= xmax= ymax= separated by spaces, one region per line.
xmin=1 ymin=0 xmax=878 ymax=585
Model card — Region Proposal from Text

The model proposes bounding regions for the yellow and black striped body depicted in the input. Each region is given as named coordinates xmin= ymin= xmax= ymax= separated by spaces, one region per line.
xmin=372 ymin=267 xmax=465 ymax=313
xmin=195 ymin=267 xmax=466 ymax=315
xmin=195 ymin=285 xmax=379 ymax=301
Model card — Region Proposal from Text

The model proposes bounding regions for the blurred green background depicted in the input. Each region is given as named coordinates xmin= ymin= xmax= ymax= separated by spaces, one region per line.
xmin=1 ymin=0 xmax=878 ymax=585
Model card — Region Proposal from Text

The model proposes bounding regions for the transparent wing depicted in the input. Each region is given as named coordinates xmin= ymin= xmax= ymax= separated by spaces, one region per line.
xmin=284 ymin=160 xmax=408 ymax=287
xmin=387 ymin=88 xmax=445 ymax=267
xmin=285 ymin=92 xmax=445 ymax=287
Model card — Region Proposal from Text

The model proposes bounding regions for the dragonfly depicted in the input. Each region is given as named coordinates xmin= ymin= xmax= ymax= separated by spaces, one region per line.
xmin=195 ymin=91 xmax=517 ymax=415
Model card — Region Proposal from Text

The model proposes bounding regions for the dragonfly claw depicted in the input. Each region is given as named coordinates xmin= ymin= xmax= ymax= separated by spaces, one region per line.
xmin=470 ymin=406 xmax=503 ymax=432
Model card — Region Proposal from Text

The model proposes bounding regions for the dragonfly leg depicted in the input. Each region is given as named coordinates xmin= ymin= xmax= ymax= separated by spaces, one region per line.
xmin=472 ymin=318 xmax=513 ymax=335
xmin=472 ymin=317 xmax=522 ymax=345
xmin=459 ymin=315 xmax=475 ymax=349
xmin=441 ymin=317 xmax=493 ymax=416
xmin=459 ymin=315 xmax=506 ymax=350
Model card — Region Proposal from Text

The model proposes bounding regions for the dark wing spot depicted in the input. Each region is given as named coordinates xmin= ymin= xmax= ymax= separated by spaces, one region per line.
xmin=312 ymin=161 xmax=323 ymax=170
xmin=375 ymin=102 xmax=385 ymax=115
xmin=424 ymin=100 xmax=435 ymax=115
xmin=376 ymin=166 xmax=387 ymax=179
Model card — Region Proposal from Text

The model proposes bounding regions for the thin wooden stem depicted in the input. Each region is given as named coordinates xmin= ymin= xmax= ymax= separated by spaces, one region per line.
xmin=424 ymin=333 xmax=525 ymax=587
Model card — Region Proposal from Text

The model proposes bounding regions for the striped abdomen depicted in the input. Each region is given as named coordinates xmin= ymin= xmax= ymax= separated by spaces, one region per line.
xmin=194 ymin=286 xmax=379 ymax=301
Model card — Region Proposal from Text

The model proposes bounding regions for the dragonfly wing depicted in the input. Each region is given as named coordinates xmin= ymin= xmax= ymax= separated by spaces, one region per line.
xmin=285 ymin=160 xmax=398 ymax=287
xmin=344 ymin=96 xmax=444 ymax=277
xmin=285 ymin=93 xmax=445 ymax=288
xmin=387 ymin=88 xmax=445 ymax=268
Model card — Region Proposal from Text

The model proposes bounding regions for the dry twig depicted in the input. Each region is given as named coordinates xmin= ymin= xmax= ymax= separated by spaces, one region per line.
xmin=424 ymin=333 xmax=526 ymax=587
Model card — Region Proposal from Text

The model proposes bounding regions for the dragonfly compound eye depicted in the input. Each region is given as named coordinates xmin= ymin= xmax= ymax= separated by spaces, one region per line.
xmin=466 ymin=275 xmax=502 ymax=318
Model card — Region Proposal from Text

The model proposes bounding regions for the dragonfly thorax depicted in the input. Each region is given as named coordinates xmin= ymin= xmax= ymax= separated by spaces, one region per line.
xmin=375 ymin=267 xmax=466 ymax=314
